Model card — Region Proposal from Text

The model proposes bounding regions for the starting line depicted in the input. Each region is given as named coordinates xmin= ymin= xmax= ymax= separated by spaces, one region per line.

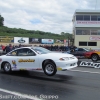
xmin=70 ymin=69 xmax=100 ymax=74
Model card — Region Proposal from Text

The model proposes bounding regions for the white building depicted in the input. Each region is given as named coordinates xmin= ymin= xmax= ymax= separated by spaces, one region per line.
xmin=73 ymin=9 xmax=100 ymax=49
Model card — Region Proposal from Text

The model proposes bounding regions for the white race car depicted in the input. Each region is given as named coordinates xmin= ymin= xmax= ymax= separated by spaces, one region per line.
xmin=0 ymin=46 xmax=78 ymax=76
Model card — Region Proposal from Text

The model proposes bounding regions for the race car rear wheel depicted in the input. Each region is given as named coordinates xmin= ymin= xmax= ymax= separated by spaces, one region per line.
xmin=43 ymin=62 xmax=57 ymax=76
xmin=91 ymin=54 xmax=99 ymax=62
xmin=3 ymin=62 xmax=12 ymax=73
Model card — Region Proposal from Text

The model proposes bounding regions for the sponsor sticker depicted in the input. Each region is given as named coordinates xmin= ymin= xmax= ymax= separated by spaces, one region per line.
xmin=12 ymin=60 xmax=17 ymax=68
xmin=57 ymin=67 xmax=62 ymax=70
xmin=20 ymin=68 xmax=26 ymax=70
xmin=18 ymin=59 xmax=35 ymax=62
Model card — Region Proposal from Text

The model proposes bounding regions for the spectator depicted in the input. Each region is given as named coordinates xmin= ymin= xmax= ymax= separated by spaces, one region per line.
xmin=5 ymin=45 xmax=10 ymax=53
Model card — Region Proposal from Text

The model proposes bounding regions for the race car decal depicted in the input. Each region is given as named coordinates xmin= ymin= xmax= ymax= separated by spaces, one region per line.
xmin=18 ymin=59 xmax=35 ymax=62
xmin=36 ymin=68 xmax=42 ymax=70
xmin=79 ymin=61 xmax=100 ymax=68
xmin=12 ymin=60 xmax=17 ymax=68
xmin=20 ymin=68 xmax=42 ymax=70
xmin=20 ymin=68 xmax=26 ymax=70
xmin=0 ymin=59 xmax=2 ymax=62
xmin=57 ymin=67 xmax=62 ymax=70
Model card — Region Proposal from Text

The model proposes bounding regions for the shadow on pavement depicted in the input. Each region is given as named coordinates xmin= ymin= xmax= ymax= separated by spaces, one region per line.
xmin=0 ymin=70 xmax=73 ymax=82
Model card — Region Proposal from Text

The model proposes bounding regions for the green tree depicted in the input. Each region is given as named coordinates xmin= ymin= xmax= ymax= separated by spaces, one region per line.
xmin=0 ymin=14 xmax=4 ymax=26
xmin=61 ymin=32 xmax=65 ymax=35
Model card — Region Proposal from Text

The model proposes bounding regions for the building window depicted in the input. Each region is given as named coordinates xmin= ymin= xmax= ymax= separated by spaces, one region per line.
xmin=98 ymin=30 xmax=100 ymax=35
xmin=79 ymin=42 xmax=87 ymax=46
xmin=76 ymin=30 xmax=82 ymax=35
xmin=88 ymin=42 xmax=97 ymax=46
xmin=91 ymin=30 xmax=97 ymax=35
xmin=97 ymin=16 xmax=100 ymax=21
xmin=76 ymin=15 xmax=100 ymax=21
xmin=91 ymin=16 xmax=97 ymax=21
xmin=76 ymin=15 xmax=83 ymax=20
xmin=84 ymin=15 xmax=90 ymax=21
xmin=82 ymin=30 xmax=90 ymax=35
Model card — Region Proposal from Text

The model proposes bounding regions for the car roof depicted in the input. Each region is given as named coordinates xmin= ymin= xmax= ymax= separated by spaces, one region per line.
xmin=13 ymin=46 xmax=40 ymax=50
xmin=19 ymin=46 xmax=32 ymax=49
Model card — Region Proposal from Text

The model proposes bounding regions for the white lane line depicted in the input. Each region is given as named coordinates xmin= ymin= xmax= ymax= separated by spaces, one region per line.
xmin=0 ymin=88 xmax=43 ymax=100
xmin=70 ymin=70 xmax=100 ymax=74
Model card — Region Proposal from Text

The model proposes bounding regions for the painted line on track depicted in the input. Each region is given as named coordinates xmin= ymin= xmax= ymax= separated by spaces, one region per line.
xmin=70 ymin=70 xmax=100 ymax=74
xmin=0 ymin=88 xmax=43 ymax=100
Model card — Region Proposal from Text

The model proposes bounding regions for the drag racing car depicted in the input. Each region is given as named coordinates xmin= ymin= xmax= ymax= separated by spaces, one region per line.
xmin=0 ymin=46 xmax=78 ymax=76
xmin=84 ymin=50 xmax=100 ymax=62
xmin=65 ymin=48 xmax=90 ymax=59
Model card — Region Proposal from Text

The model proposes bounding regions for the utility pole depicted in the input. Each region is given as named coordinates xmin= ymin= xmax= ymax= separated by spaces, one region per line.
xmin=68 ymin=36 xmax=69 ymax=46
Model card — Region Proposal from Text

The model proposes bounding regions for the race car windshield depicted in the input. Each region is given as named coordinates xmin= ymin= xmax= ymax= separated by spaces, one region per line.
xmin=84 ymin=48 xmax=90 ymax=51
xmin=32 ymin=47 xmax=52 ymax=54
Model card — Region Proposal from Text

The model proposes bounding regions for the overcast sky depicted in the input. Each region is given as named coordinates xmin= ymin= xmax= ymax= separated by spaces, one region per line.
xmin=0 ymin=0 xmax=100 ymax=34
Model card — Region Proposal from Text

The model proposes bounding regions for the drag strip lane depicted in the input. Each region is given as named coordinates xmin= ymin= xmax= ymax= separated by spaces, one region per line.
xmin=70 ymin=67 xmax=100 ymax=74
xmin=0 ymin=68 xmax=100 ymax=100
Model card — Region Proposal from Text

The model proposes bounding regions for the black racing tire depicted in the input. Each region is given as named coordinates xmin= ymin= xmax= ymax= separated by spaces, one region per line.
xmin=91 ymin=54 xmax=99 ymax=62
xmin=3 ymin=62 xmax=12 ymax=73
xmin=43 ymin=62 xmax=57 ymax=76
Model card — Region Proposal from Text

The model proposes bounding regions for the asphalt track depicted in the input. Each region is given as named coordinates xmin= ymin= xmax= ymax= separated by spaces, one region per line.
xmin=0 ymin=60 xmax=100 ymax=100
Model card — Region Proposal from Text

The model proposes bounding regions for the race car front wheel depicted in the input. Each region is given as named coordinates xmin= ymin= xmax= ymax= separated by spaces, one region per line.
xmin=91 ymin=54 xmax=99 ymax=62
xmin=3 ymin=62 xmax=12 ymax=73
xmin=43 ymin=62 xmax=57 ymax=76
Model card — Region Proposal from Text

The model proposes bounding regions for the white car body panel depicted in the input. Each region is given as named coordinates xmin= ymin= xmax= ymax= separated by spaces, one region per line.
xmin=37 ymin=52 xmax=78 ymax=69
xmin=0 ymin=47 xmax=78 ymax=72
xmin=0 ymin=55 xmax=40 ymax=70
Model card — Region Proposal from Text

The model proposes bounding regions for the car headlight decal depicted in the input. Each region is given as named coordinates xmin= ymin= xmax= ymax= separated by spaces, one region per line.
xmin=59 ymin=56 xmax=75 ymax=61
xmin=59 ymin=57 xmax=69 ymax=61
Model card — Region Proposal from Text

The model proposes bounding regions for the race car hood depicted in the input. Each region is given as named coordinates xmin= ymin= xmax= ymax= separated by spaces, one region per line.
xmin=46 ymin=52 xmax=75 ymax=58
xmin=85 ymin=51 xmax=97 ymax=54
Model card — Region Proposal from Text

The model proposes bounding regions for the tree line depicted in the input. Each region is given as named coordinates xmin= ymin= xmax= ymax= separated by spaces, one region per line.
xmin=0 ymin=14 xmax=73 ymax=41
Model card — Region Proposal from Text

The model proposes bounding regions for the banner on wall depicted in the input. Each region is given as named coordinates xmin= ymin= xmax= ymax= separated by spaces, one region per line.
xmin=14 ymin=37 xmax=29 ymax=44
xmin=55 ymin=39 xmax=64 ymax=43
xmin=89 ymin=36 xmax=100 ymax=41
xmin=76 ymin=21 xmax=100 ymax=24
xmin=78 ymin=61 xmax=100 ymax=68
xmin=29 ymin=38 xmax=41 ymax=43
xmin=41 ymin=39 xmax=54 ymax=44
xmin=0 ymin=36 xmax=14 ymax=43
xmin=64 ymin=39 xmax=69 ymax=46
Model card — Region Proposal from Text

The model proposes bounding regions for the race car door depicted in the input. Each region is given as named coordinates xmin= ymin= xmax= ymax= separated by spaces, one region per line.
xmin=8 ymin=48 xmax=40 ymax=70
xmin=17 ymin=48 xmax=40 ymax=70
